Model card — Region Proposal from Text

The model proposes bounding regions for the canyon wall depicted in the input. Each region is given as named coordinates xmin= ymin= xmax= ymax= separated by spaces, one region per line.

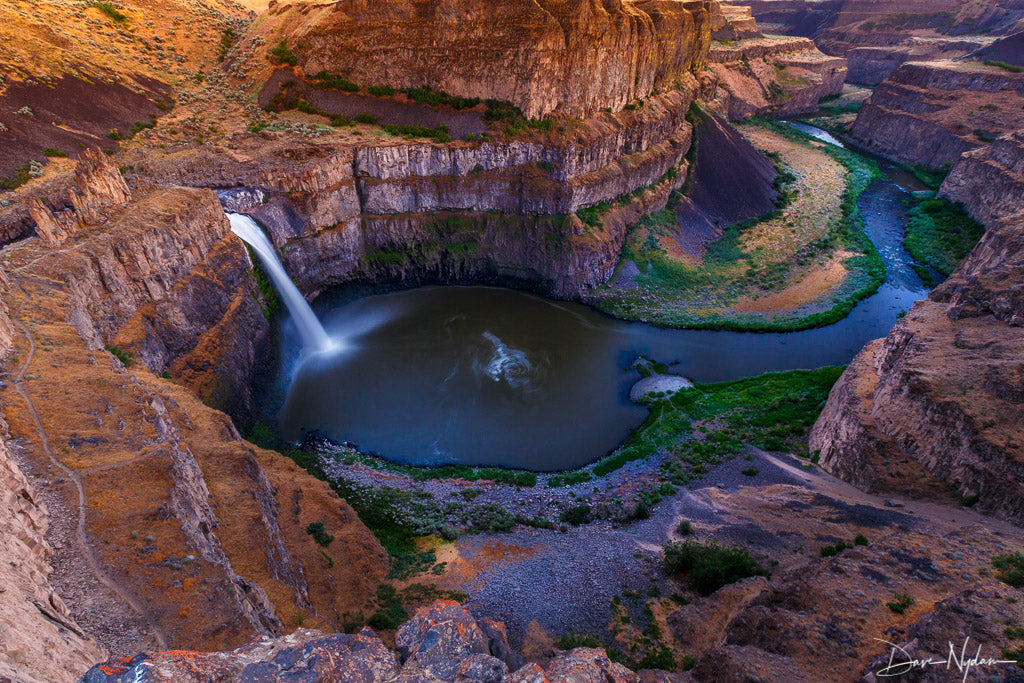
xmin=940 ymin=130 xmax=1024 ymax=227
xmin=247 ymin=0 xmax=713 ymax=119
xmin=703 ymin=35 xmax=847 ymax=119
xmin=849 ymin=60 xmax=1024 ymax=169
xmin=129 ymin=88 xmax=699 ymax=298
xmin=810 ymin=207 xmax=1024 ymax=523
xmin=0 ymin=152 xmax=389 ymax=677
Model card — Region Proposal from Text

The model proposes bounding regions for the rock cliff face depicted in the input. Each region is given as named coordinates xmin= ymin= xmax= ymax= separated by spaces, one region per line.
xmin=703 ymin=35 xmax=847 ymax=119
xmin=849 ymin=60 xmax=1024 ymax=169
xmin=128 ymin=88 xmax=699 ymax=298
xmin=0 ymin=152 xmax=389 ymax=676
xmin=0 ymin=423 xmax=107 ymax=683
xmin=247 ymin=0 xmax=712 ymax=119
xmin=79 ymin=600 xmax=644 ymax=683
xmin=940 ymin=129 xmax=1024 ymax=227
xmin=810 ymin=209 xmax=1024 ymax=523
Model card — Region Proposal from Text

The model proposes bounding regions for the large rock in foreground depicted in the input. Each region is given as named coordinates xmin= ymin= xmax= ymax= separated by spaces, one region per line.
xmin=79 ymin=600 xmax=643 ymax=682
xmin=246 ymin=0 xmax=713 ymax=119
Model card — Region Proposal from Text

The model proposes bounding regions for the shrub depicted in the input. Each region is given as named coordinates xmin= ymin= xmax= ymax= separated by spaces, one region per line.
xmin=43 ymin=147 xmax=66 ymax=158
xmin=993 ymin=553 xmax=1024 ymax=588
xmin=104 ymin=345 xmax=134 ymax=366
xmin=663 ymin=540 xmax=768 ymax=595
xmin=886 ymin=592 xmax=914 ymax=614
xmin=555 ymin=633 xmax=602 ymax=649
xmin=740 ymin=466 xmax=759 ymax=477
xmin=305 ymin=521 xmax=334 ymax=547
xmin=820 ymin=540 xmax=851 ymax=557
xmin=854 ymin=533 xmax=869 ymax=546
xmin=353 ymin=113 xmax=378 ymax=125
xmin=313 ymin=71 xmax=359 ymax=92
xmin=985 ymin=60 xmax=1024 ymax=74
xmin=367 ymin=85 xmax=396 ymax=97
xmin=270 ymin=39 xmax=298 ymax=67
xmin=92 ymin=0 xmax=127 ymax=22
xmin=560 ymin=504 xmax=592 ymax=526
xmin=676 ymin=520 xmax=693 ymax=536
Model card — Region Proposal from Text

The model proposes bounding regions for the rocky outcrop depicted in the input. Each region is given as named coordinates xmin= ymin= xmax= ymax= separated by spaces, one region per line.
xmin=26 ymin=148 xmax=132 ymax=247
xmin=849 ymin=60 xmax=1024 ymax=169
xmin=247 ymin=0 xmax=712 ymax=119
xmin=79 ymin=600 xmax=642 ymax=683
xmin=940 ymin=130 xmax=1024 ymax=227
xmin=810 ymin=210 xmax=1024 ymax=523
xmin=703 ymin=36 xmax=847 ymax=119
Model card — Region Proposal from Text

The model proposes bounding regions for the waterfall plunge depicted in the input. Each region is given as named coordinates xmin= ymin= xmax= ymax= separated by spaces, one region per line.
xmin=227 ymin=213 xmax=334 ymax=353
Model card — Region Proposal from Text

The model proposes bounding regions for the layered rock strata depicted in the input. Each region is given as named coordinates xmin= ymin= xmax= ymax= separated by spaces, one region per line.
xmin=849 ymin=60 xmax=1024 ymax=169
xmin=127 ymin=89 xmax=699 ymax=298
xmin=703 ymin=35 xmax=847 ymax=119
xmin=246 ymin=0 xmax=713 ymax=119
xmin=810 ymin=210 xmax=1024 ymax=523
xmin=940 ymin=129 xmax=1024 ymax=227
xmin=0 ymin=154 xmax=388 ymax=673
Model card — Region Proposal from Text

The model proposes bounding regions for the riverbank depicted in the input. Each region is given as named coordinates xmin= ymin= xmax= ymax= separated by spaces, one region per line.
xmin=588 ymin=119 xmax=886 ymax=332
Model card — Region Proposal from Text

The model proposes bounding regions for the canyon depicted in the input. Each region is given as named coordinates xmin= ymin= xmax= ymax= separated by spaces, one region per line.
xmin=0 ymin=0 xmax=1023 ymax=681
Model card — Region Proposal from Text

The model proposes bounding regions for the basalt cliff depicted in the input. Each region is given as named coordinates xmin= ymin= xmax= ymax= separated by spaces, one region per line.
xmin=243 ymin=0 xmax=713 ymax=120
xmin=810 ymin=147 xmax=1024 ymax=522
xmin=849 ymin=59 xmax=1024 ymax=169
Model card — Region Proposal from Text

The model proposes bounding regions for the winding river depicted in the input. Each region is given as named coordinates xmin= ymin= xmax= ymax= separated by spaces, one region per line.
xmin=260 ymin=125 xmax=931 ymax=471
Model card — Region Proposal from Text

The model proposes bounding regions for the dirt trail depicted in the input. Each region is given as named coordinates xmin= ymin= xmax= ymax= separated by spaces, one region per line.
xmin=9 ymin=277 xmax=168 ymax=651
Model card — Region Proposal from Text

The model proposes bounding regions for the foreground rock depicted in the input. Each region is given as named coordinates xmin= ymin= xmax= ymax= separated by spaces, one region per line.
xmin=79 ymin=600 xmax=640 ymax=682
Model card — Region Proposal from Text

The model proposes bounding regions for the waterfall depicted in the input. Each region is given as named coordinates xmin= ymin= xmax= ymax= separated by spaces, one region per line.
xmin=227 ymin=213 xmax=334 ymax=353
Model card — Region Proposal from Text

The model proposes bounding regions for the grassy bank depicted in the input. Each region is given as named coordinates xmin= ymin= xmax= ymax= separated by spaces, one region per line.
xmin=592 ymin=366 xmax=844 ymax=478
xmin=904 ymin=196 xmax=985 ymax=284
xmin=592 ymin=118 xmax=885 ymax=332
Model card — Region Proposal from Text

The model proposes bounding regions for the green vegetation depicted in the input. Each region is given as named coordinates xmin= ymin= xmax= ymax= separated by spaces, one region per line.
xmin=367 ymin=85 xmax=397 ymax=97
xmin=592 ymin=366 xmax=843 ymax=478
xmin=0 ymin=162 xmax=36 ymax=190
xmin=312 ymin=71 xmax=360 ymax=93
xmin=909 ymin=164 xmax=950 ymax=190
xmin=218 ymin=27 xmax=236 ymax=62
xmin=1004 ymin=646 xmax=1024 ymax=670
xmin=305 ymin=521 xmax=334 ymax=547
xmin=245 ymin=248 xmax=281 ymax=317
xmin=993 ymin=553 xmax=1024 ymax=588
xmin=92 ymin=0 xmax=127 ymax=22
xmin=740 ymin=466 xmax=759 ymax=477
xmin=676 ymin=520 xmax=693 ymax=536
xmin=560 ymin=504 xmax=592 ymax=526
xmin=854 ymin=533 xmax=869 ymax=546
xmin=270 ymin=40 xmax=298 ymax=67
xmin=886 ymin=592 xmax=915 ymax=614
xmin=43 ymin=147 xmax=66 ymax=158
xmin=381 ymin=123 xmax=451 ymax=143
xmin=547 ymin=471 xmax=592 ymax=488
xmin=353 ymin=113 xmax=378 ymax=125
xmin=368 ymin=585 xmax=408 ymax=630
xmin=104 ymin=345 xmax=134 ymax=367
xmin=984 ymin=60 xmax=1024 ymax=74
xmin=821 ymin=540 xmax=851 ymax=557
xmin=555 ymin=633 xmax=602 ymax=649
xmin=663 ymin=539 xmax=768 ymax=595
xmin=407 ymin=86 xmax=480 ymax=110
xmin=596 ymin=118 xmax=885 ymax=332
xmin=904 ymin=197 xmax=984 ymax=284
